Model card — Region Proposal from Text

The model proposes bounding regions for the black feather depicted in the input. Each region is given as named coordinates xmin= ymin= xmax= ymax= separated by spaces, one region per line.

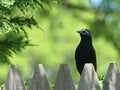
xmin=75 ymin=29 xmax=97 ymax=75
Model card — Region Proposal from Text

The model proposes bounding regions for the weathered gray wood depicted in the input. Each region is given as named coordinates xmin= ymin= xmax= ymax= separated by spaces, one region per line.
xmin=54 ymin=64 xmax=75 ymax=90
xmin=5 ymin=64 xmax=25 ymax=90
xmin=4 ymin=63 xmax=120 ymax=90
xmin=103 ymin=63 xmax=120 ymax=90
xmin=78 ymin=63 xmax=100 ymax=90
xmin=28 ymin=64 xmax=50 ymax=90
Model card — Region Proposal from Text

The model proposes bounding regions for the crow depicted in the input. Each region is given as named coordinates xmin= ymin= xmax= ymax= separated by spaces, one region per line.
xmin=75 ymin=29 xmax=97 ymax=75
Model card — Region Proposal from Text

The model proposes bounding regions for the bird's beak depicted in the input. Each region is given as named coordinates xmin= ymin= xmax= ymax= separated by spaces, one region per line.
xmin=76 ymin=30 xmax=81 ymax=34
xmin=77 ymin=29 xmax=86 ymax=34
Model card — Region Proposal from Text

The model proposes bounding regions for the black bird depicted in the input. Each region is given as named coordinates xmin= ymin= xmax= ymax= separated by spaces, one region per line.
xmin=75 ymin=29 xmax=97 ymax=75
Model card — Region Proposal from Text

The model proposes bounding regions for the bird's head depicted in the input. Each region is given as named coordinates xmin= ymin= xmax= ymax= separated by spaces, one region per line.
xmin=77 ymin=29 xmax=92 ymax=41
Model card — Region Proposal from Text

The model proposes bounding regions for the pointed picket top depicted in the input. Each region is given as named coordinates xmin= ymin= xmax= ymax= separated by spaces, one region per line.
xmin=78 ymin=63 xmax=100 ymax=90
xmin=5 ymin=64 xmax=25 ymax=90
xmin=54 ymin=64 xmax=75 ymax=90
xmin=28 ymin=64 xmax=50 ymax=90
xmin=103 ymin=63 xmax=120 ymax=90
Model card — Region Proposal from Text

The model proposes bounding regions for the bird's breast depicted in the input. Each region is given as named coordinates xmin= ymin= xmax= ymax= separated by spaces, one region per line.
xmin=75 ymin=43 xmax=96 ymax=61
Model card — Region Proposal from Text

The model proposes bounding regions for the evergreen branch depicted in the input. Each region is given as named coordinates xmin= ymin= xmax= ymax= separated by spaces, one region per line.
xmin=0 ymin=0 xmax=52 ymax=64
xmin=0 ymin=34 xmax=32 ymax=64
xmin=10 ymin=16 xmax=37 ymax=27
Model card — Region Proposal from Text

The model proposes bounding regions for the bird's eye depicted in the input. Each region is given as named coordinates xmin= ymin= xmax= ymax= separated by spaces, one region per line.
xmin=82 ymin=30 xmax=86 ymax=33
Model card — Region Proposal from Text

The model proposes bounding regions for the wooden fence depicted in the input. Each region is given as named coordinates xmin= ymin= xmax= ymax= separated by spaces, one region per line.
xmin=3 ymin=63 xmax=120 ymax=90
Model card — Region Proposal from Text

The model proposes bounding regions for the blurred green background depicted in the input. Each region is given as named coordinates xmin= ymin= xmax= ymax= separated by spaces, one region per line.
xmin=0 ymin=0 xmax=120 ymax=84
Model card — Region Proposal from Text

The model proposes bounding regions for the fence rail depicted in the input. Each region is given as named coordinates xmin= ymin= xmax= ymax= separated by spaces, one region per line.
xmin=4 ymin=63 xmax=120 ymax=90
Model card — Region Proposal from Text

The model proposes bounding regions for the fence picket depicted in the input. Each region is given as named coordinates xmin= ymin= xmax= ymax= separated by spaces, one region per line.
xmin=28 ymin=64 xmax=50 ymax=90
xmin=103 ymin=63 xmax=120 ymax=90
xmin=53 ymin=64 xmax=75 ymax=90
xmin=5 ymin=64 xmax=25 ymax=90
xmin=78 ymin=63 xmax=100 ymax=90
xmin=3 ymin=63 xmax=120 ymax=90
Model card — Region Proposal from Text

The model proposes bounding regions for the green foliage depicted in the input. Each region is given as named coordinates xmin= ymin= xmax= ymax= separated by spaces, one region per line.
xmin=0 ymin=82 xmax=4 ymax=90
xmin=98 ymin=74 xmax=105 ymax=81
xmin=24 ymin=79 xmax=30 ymax=90
xmin=0 ymin=0 xmax=55 ymax=64
xmin=0 ymin=32 xmax=32 ymax=64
